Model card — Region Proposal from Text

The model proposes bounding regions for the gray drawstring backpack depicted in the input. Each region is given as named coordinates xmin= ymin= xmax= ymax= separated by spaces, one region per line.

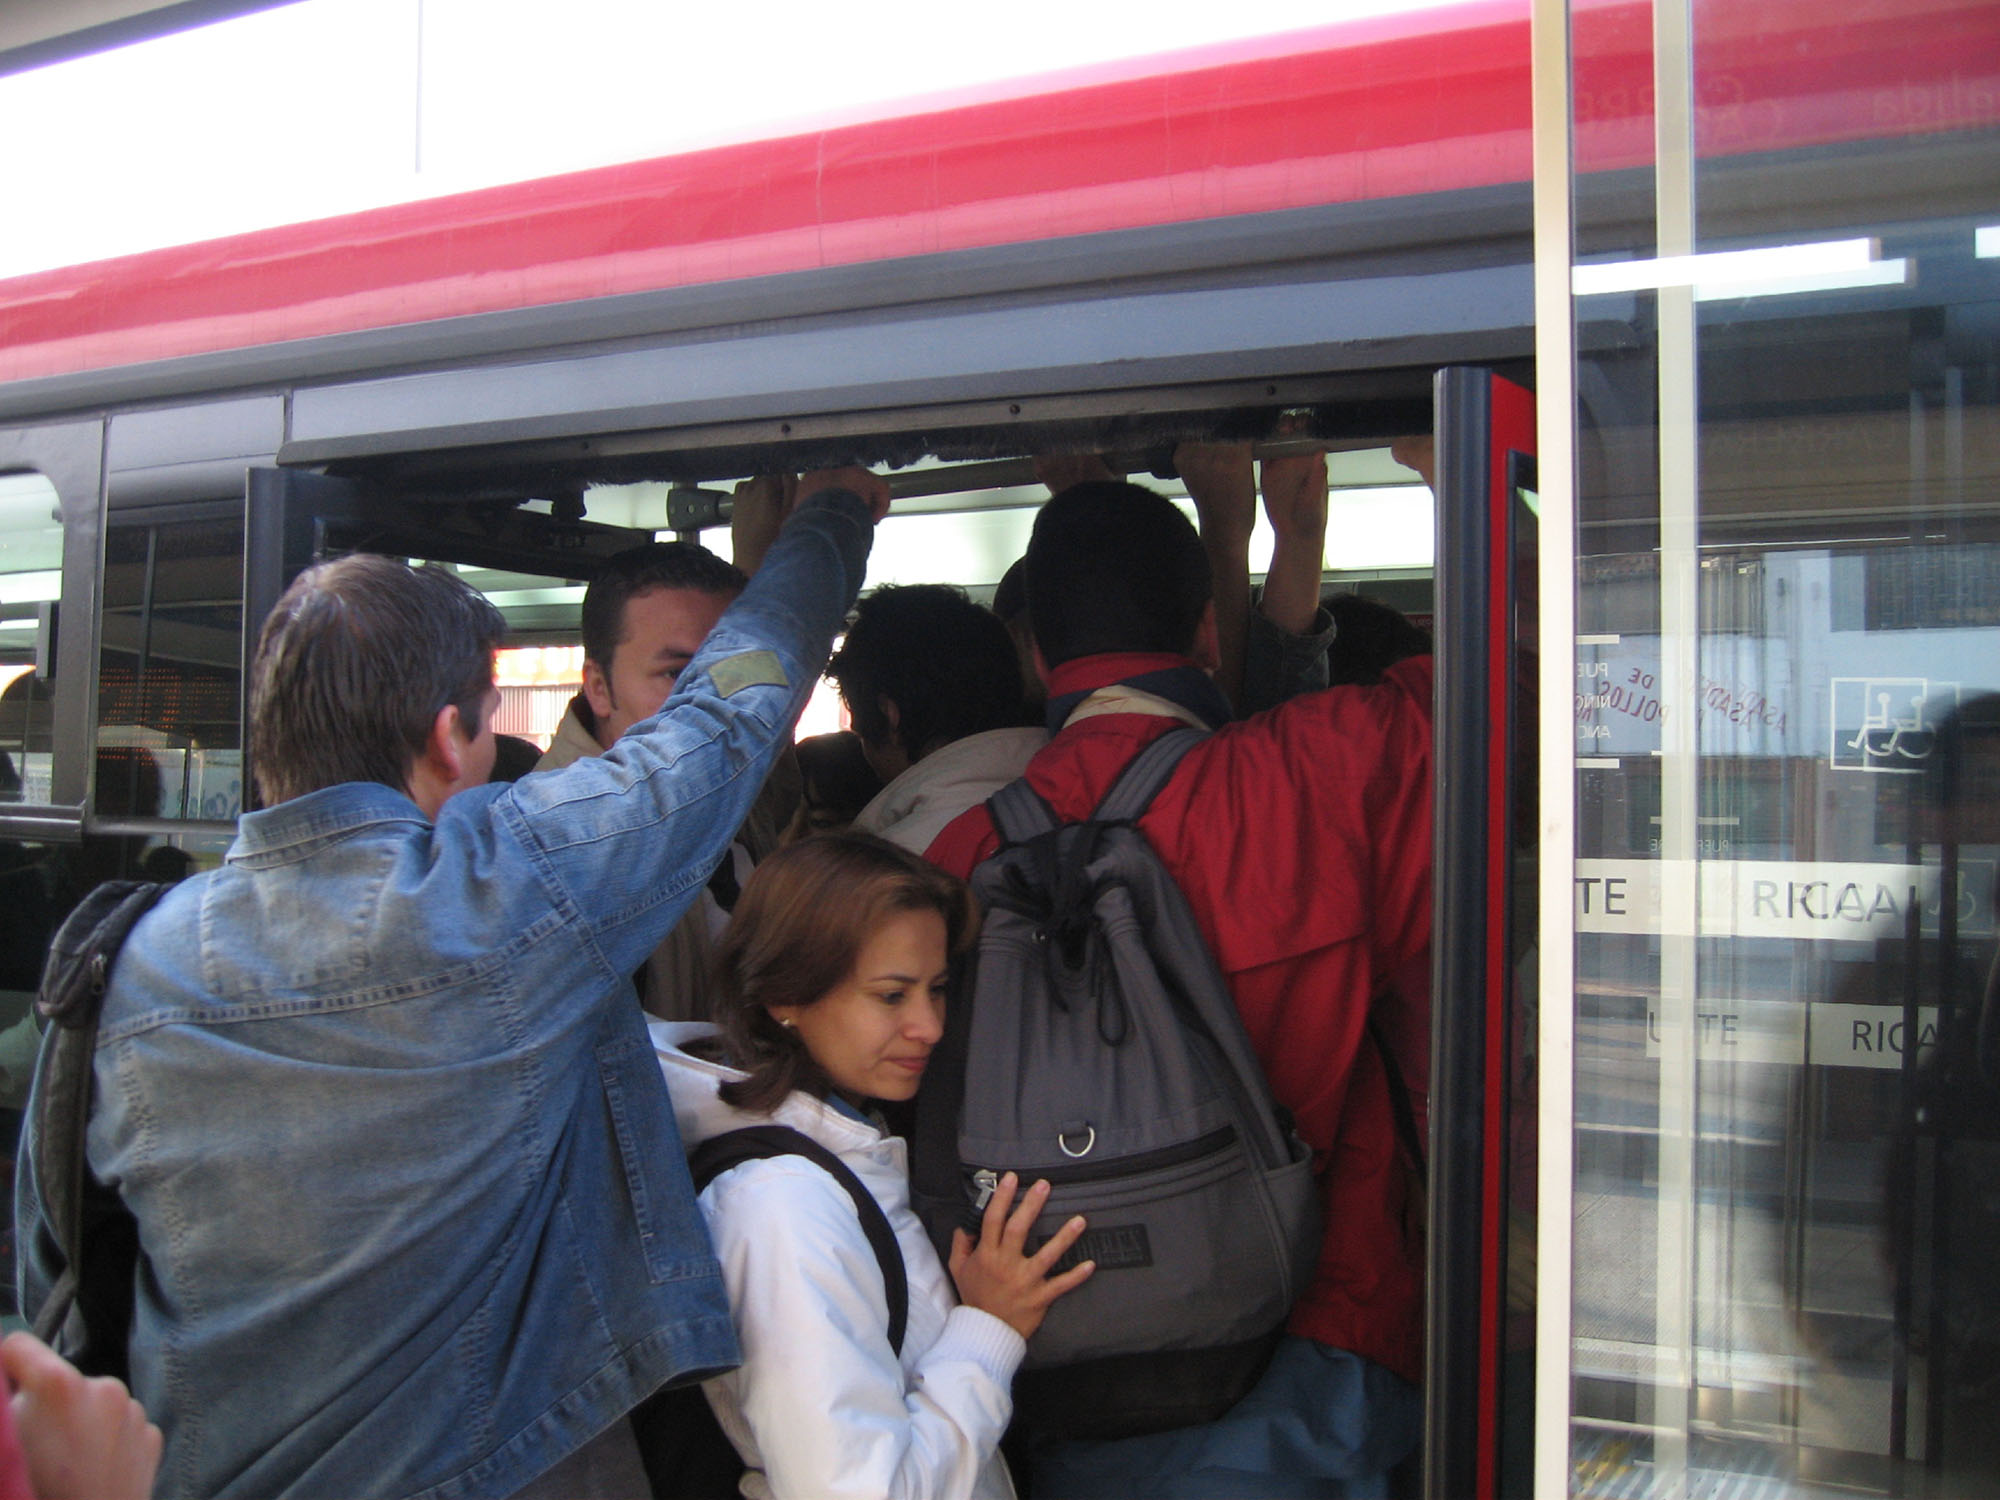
xmin=912 ymin=728 xmax=1320 ymax=1441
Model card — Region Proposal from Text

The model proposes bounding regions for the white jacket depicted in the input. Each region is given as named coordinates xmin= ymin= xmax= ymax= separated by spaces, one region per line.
xmin=651 ymin=1022 xmax=1024 ymax=1500
xmin=850 ymin=728 xmax=1047 ymax=855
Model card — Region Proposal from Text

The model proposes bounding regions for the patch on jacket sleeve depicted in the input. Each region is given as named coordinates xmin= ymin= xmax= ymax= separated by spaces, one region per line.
xmin=708 ymin=650 xmax=788 ymax=698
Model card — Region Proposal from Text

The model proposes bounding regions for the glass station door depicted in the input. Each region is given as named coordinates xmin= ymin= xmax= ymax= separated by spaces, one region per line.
xmin=1540 ymin=0 xmax=2000 ymax=1494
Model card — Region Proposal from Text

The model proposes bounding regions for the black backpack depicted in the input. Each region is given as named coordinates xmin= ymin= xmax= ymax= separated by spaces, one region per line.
xmin=20 ymin=879 xmax=166 ymax=1383
xmin=911 ymin=728 xmax=1321 ymax=1442
xmin=630 ymin=1124 xmax=909 ymax=1500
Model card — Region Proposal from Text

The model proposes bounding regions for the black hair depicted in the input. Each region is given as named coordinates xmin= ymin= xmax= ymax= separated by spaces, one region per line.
xmin=992 ymin=558 xmax=1028 ymax=624
xmin=488 ymin=733 xmax=545 ymax=783
xmin=581 ymin=542 xmax=745 ymax=671
xmin=827 ymin=584 xmax=1024 ymax=763
xmin=793 ymin=731 xmax=886 ymax=833
xmin=1025 ymin=482 xmax=1210 ymax=667
xmin=1325 ymin=594 xmax=1433 ymax=685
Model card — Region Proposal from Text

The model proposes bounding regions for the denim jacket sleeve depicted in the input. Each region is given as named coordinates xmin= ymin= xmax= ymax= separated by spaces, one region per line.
xmin=493 ymin=490 xmax=872 ymax=977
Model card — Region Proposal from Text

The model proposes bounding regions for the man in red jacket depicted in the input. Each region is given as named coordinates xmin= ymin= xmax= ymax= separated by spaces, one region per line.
xmin=927 ymin=481 xmax=1432 ymax=1498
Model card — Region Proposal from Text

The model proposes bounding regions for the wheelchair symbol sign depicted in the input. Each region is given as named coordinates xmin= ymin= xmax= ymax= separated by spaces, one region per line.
xmin=1829 ymin=678 xmax=1958 ymax=774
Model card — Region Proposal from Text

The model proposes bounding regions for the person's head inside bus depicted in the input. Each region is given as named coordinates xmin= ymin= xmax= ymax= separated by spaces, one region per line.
xmin=990 ymin=558 xmax=1044 ymax=712
xmin=248 ymin=553 xmax=505 ymax=815
xmin=783 ymin=730 xmax=885 ymax=843
xmin=543 ymin=539 xmax=794 ymax=1022
xmin=579 ymin=542 xmax=747 ymax=749
xmin=1024 ymin=481 xmax=1218 ymax=681
xmin=825 ymin=584 xmax=1044 ymax=853
xmin=827 ymin=584 xmax=1026 ymax=786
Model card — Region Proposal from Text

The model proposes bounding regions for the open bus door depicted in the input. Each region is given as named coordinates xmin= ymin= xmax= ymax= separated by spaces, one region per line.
xmin=1428 ymin=368 xmax=1538 ymax=1500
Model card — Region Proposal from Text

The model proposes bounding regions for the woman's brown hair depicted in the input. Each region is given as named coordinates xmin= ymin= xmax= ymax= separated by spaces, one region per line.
xmin=711 ymin=831 xmax=978 ymax=1113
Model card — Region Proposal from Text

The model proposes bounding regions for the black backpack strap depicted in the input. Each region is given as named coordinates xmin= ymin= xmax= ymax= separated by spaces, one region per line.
xmin=28 ymin=879 xmax=166 ymax=1362
xmin=1089 ymin=727 xmax=1207 ymax=825
xmin=691 ymin=1125 xmax=910 ymax=1355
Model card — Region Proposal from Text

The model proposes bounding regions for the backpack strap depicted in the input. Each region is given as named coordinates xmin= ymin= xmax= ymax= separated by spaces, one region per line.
xmin=987 ymin=724 xmax=1204 ymax=849
xmin=29 ymin=879 xmax=166 ymax=1360
xmin=1089 ymin=727 xmax=1207 ymax=825
xmin=690 ymin=1124 xmax=910 ymax=1355
xmin=1084 ymin=729 xmax=1425 ymax=1183
xmin=987 ymin=775 xmax=1060 ymax=849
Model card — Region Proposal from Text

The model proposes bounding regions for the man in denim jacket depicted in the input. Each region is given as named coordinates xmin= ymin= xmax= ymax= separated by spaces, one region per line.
xmin=18 ymin=476 xmax=885 ymax=1500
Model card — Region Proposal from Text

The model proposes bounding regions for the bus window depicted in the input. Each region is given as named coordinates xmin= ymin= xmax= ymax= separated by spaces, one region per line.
xmin=97 ymin=508 xmax=246 ymax=825
xmin=0 ymin=472 xmax=62 ymax=806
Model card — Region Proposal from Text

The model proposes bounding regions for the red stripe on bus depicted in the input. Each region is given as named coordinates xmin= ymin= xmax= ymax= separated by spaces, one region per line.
xmin=0 ymin=0 xmax=1992 ymax=383
xmin=0 ymin=6 xmax=1532 ymax=383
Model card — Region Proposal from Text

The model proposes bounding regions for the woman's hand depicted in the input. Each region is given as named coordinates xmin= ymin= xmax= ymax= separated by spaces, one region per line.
xmin=947 ymin=1172 xmax=1096 ymax=1340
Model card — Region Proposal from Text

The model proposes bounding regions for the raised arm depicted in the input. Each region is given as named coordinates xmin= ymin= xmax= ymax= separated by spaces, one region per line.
xmin=1174 ymin=441 xmax=1257 ymax=712
xmin=503 ymin=475 xmax=887 ymax=975
xmin=1240 ymin=450 xmax=1337 ymax=713
xmin=1256 ymin=451 xmax=1330 ymax=638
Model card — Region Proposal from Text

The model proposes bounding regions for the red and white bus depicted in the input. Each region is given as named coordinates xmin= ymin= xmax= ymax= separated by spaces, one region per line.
xmin=1 ymin=1 xmax=1996 ymax=1493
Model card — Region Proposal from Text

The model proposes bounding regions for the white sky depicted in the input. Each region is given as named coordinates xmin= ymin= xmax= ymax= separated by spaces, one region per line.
xmin=1 ymin=0 xmax=1457 ymax=280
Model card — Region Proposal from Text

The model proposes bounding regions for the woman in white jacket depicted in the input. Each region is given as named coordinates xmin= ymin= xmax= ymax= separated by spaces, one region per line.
xmin=653 ymin=833 xmax=1094 ymax=1500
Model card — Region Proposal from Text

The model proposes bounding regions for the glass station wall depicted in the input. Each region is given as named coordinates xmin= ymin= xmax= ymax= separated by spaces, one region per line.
xmin=1558 ymin=0 xmax=2000 ymax=1494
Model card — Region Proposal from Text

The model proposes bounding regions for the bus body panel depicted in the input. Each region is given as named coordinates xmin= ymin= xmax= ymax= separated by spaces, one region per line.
xmin=0 ymin=0 xmax=1991 ymax=406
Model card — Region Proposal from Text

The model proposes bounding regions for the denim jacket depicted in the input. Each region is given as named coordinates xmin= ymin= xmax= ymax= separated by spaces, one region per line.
xmin=18 ymin=493 xmax=874 ymax=1499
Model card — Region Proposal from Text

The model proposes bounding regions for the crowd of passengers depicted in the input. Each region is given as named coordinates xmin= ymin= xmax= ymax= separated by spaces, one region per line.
xmin=8 ymin=442 xmax=1437 ymax=1500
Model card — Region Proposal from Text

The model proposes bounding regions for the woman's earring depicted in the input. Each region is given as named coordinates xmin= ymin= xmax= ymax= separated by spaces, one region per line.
xmin=779 ymin=1018 xmax=797 ymax=1030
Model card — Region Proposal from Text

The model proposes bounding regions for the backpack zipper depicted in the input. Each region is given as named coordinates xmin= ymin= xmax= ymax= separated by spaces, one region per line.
xmin=968 ymin=1125 xmax=1238 ymax=1208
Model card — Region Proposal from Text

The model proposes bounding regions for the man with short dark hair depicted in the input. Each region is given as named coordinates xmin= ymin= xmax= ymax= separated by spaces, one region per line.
xmin=827 ymin=584 xmax=1042 ymax=852
xmin=19 ymin=478 xmax=886 ymax=1500
xmin=536 ymin=541 xmax=798 ymax=1019
xmin=930 ymin=480 xmax=1432 ymax=1498
xmin=545 ymin=541 xmax=750 ymax=761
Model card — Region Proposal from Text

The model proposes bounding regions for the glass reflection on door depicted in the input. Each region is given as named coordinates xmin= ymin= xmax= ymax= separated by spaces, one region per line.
xmin=1560 ymin=0 xmax=2000 ymax=1493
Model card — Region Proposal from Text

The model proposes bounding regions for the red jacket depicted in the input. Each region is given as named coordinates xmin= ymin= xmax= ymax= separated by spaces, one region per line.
xmin=928 ymin=652 xmax=1434 ymax=1383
